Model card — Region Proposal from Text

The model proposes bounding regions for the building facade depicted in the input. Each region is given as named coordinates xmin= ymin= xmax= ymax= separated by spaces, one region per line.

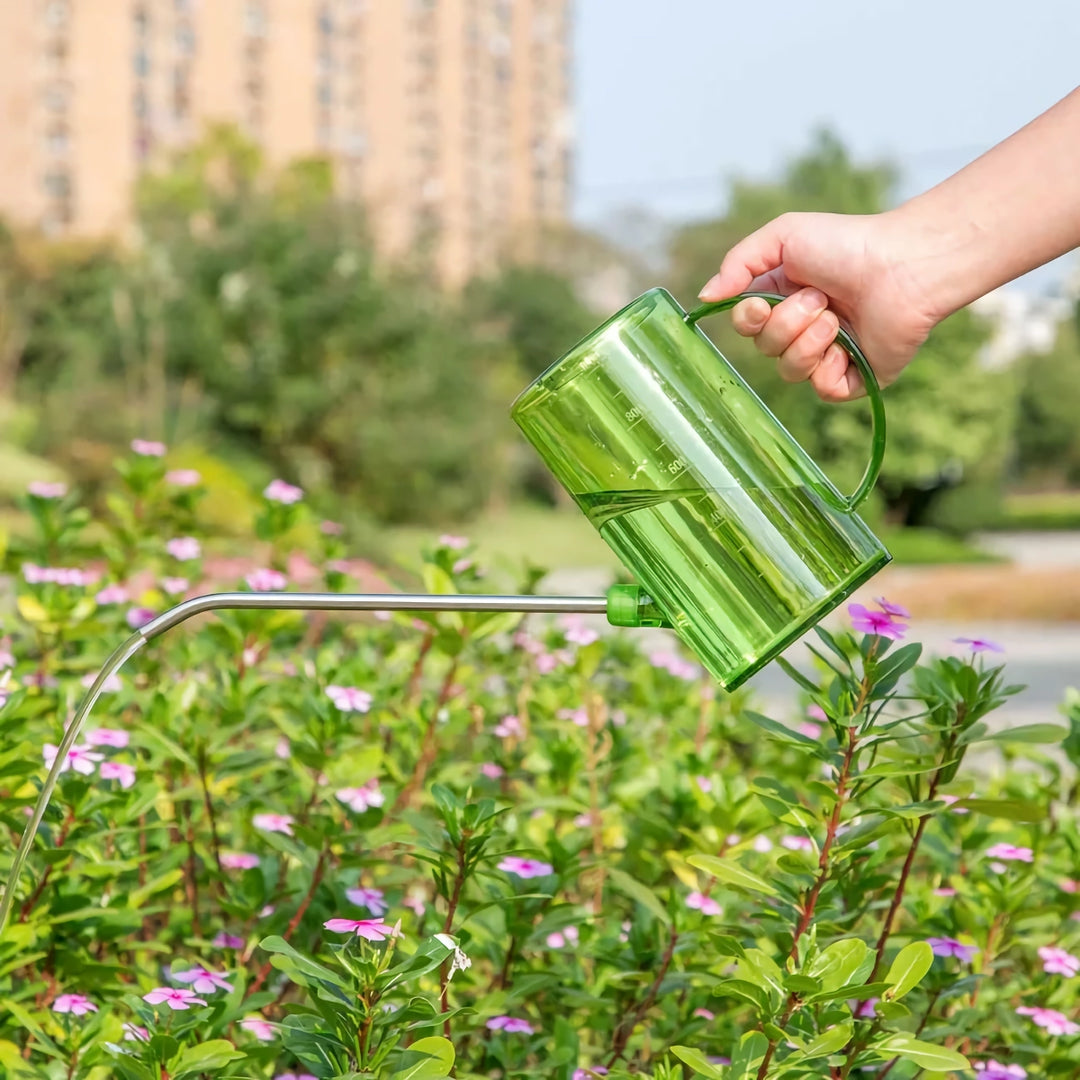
xmin=0 ymin=0 xmax=573 ymax=284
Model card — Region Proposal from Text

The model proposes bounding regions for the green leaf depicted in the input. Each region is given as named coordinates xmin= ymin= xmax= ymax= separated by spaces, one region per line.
xmin=670 ymin=1046 xmax=726 ymax=1079
xmin=388 ymin=1036 xmax=456 ymax=1080
xmin=974 ymin=724 xmax=1067 ymax=744
xmin=127 ymin=868 xmax=184 ymax=908
xmin=743 ymin=710 xmax=821 ymax=748
xmin=872 ymin=1034 xmax=969 ymax=1071
xmin=953 ymin=797 xmax=1046 ymax=822
xmin=798 ymin=1021 xmax=853 ymax=1059
xmin=808 ymin=939 xmax=870 ymax=993
xmin=260 ymin=934 xmax=349 ymax=991
xmin=170 ymin=1039 xmax=246 ymax=1078
xmin=688 ymin=854 xmax=778 ymax=897
xmin=775 ymin=656 xmax=819 ymax=693
xmin=606 ymin=867 xmax=671 ymax=926
xmin=713 ymin=978 xmax=771 ymax=1012
xmin=883 ymin=941 xmax=933 ymax=1000
xmin=729 ymin=1031 xmax=769 ymax=1079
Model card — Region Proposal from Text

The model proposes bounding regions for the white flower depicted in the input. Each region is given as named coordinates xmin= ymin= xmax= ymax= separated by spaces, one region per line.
xmin=434 ymin=934 xmax=472 ymax=981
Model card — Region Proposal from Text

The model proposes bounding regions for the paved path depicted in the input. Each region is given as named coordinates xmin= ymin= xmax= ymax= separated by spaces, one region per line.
xmin=974 ymin=531 xmax=1080 ymax=568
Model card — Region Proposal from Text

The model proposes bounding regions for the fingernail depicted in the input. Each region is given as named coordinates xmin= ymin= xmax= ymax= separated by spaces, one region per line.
xmin=799 ymin=288 xmax=827 ymax=313
xmin=698 ymin=274 xmax=723 ymax=300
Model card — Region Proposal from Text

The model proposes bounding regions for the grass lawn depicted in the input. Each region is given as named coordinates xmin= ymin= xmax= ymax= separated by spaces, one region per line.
xmin=997 ymin=490 xmax=1080 ymax=531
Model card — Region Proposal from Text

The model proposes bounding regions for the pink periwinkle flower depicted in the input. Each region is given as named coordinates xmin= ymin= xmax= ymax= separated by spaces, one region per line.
xmin=782 ymin=835 xmax=814 ymax=852
xmin=131 ymin=439 xmax=166 ymax=457
xmin=974 ymin=1063 xmax=1027 ymax=1080
xmin=28 ymin=481 xmax=68 ymax=499
xmin=43 ymin=743 xmax=103 ymax=776
xmin=798 ymin=721 xmax=823 ymax=738
xmin=253 ymin=812 xmax=294 ymax=836
xmin=498 ymin=856 xmax=553 ymax=879
xmin=986 ymin=843 xmax=1034 ymax=863
xmin=100 ymin=761 xmax=136 ymax=789
xmin=695 ymin=775 xmax=712 ymax=793
xmin=220 ymin=852 xmax=260 ymax=871
xmin=486 ymin=1015 xmax=534 ymax=1034
xmin=807 ymin=704 xmax=828 ymax=722
xmin=123 ymin=1022 xmax=151 ymax=1042
xmin=851 ymin=997 xmax=879 ymax=1019
xmin=494 ymin=714 xmax=525 ymax=738
xmin=143 ymin=986 xmax=207 ymax=1010
xmin=573 ymin=1070 xmax=609 ymax=1080
xmin=213 ymin=931 xmax=245 ymax=949
xmin=1016 ymin=1005 xmax=1080 ymax=1035
xmin=336 ymin=779 xmax=384 ymax=813
xmin=246 ymin=568 xmax=287 ymax=592
xmin=165 ymin=468 xmax=201 ymax=487
xmin=323 ymin=917 xmax=397 ymax=941
xmin=438 ymin=534 xmax=469 ymax=550
xmin=1038 ymin=946 xmax=1080 ymax=977
xmin=320 ymin=519 xmax=345 ymax=535
xmin=85 ymin=727 xmax=129 ymax=748
xmin=404 ymin=892 xmax=426 ymax=916
xmin=940 ymin=795 xmax=971 ymax=814
xmin=557 ymin=707 xmax=590 ymax=727
xmin=574 ymin=813 xmax=594 ymax=828
xmin=693 ymin=1008 xmax=715 ymax=1020
xmin=274 ymin=737 xmax=291 ymax=760
xmin=126 ymin=606 xmax=156 ymax=629
xmin=686 ymin=891 xmax=722 ymax=917
xmin=81 ymin=672 xmax=122 ymax=693
xmin=934 ymin=886 xmax=957 ymax=897
xmin=927 ymin=936 xmax=979 ymax=962
xmin=161 ymin=576 xmax=189 ymax=596
xmin=451 ymin=557 xmax=473 ymax=575
xmin=22 ymin=564 xmax=95 ymax=587
xmin=276 ymin=1074 xmax=319 ymax=1080
xmin=561 ymin=616 xmax=599 ymax=647
xmin=875 ymin=596 xmax=910 ymax=618
xmin=954 ymin=636 xmax=1005 ymax=654
xmin=752 ymin=835 xmax=773 ymax=853
xmin=241 ymin=1015 xmax=277 ymax=1040
xmin=264 ymin=478 xmax=303 ymax=504
xmin=95 ymin=583 xmax=129 ymax=605
xmin=848 ymin=602 xmax=907 ymax=640
xmin=480 ymin=762 xmax=504 ymax=779
xmin=546 ymin=925 xmax=580 ymax=949
xmin=648 ymin=650 xmax=700 ymax=679
xmin=24 ymin=671 xmax=58 ymax=690
xmin=259 ymin=905 xmax=276 ymax=918
xmin=346 ymin=887 xmax=388 ymax=916
xmin=1060 ymin=879 xmax=1080 ymax=894
xmin=166 ymin=536 xmax=201 ymax=561
xmin=535 ymin=649 xmax=573 ymax=674
xmin=173 ymin=967 xmax=234 ymax=994
xmin=327 ymin=685 xmax=373 ymax=713
xmin=53 ymin=993 xmax=97 ymax=1015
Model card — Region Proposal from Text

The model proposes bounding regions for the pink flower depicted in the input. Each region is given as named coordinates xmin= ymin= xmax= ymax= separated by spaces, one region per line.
xmin=53 ymin=993 xmax=97 ymax=1015
xmin=320 ymin=519 xmax=345 ymax=536
xmin=974 ymin=1063 xmax=1027 ymax=1079
xmin=486 ymin=1015 xmax=534 ymax=1034
xmin=166 ymin=537 xmax=201 ymax=561
xmin=546 ymin=925 xmax=580 ymax=949
xmin=99 ymin=761 xmax=136 ymax=788
xmin=95 ymin=583 xmax=129 ymax=605
xmin=954 ymin=636 xmax=1004 ymax=654
xmin=259 ymin=905 xmax=276 ymax=918
xmin=927 ymin=937 xmax=979 ymax=962
xmin=848 ymin=602 xmax=907 ymax=640
xmin=686 ymin=891 xmax=722 ymax=916
xmin=557 ymin=707 xmax=590 ymax=727
xmin=1038 ymin=946 xmax=1080 ymax=977
xmin=404 ymin=892 xmax=426 ymax=916
xmin=253 ymin=813 xmax=294 ymax=836
xmin=131 ymin=439 xmax=166 ymax=457
xmin=276 ymin=1074 xmax=319 ymax=1080
xmin=161 ymin=577 xmax=189 ymax=596
xmin=220 ymin=852 xmax=260 ymax=870
xmin=143 ymin=987 xmax=207 ymax=1010
xmin=807 ymin=704 xmax=828 ymax=722
xmin=173 ymin=967 xmax=234 ymax=994
xmin=481 ymin=762 xmax=504 ymax=779
xmin=693 ymin=1008 xmax=715 ymax=1020
xmin=798 ymin=721 xmax=822 ymax=738
xmin=986 ymin=843 xmax=1034 ymax=863
xmin=165 ymin=469 xmax=201 ymax=487
xmin=498 ymin=856 xmax=554 ymax=879
xmin=81 ymin=672 xmax=122 ymax=694
xmin=934 ymin=886 xmax=957 ymax=897
xmin=323 ymin=917 xmax=397 ymax=941
xmin=246 ymin=568 xmax=287 ymax=592
xmin=535 ymin=650 xmax=573 ymax=674
xmin=240 ymin=1015 xmax=277 ymax=1040
xmin=264 ymin=478 xmax=303 ymax=504
xmin=22 ymin=564 xmax=95 ymax=587
xmin=43 ymin=743 xmax=103 ymax=776
xmin=438 ymin=534 xmax=469 ymax=550
xmin=851 ymin=997 xmax=879 ymax=1019
xmin=123 ymin=1022 xmax=151 ymax=1042
xmin=940 ymin=795 xmax=970 ymax=814
xmin=1060 ymin=879 xmax=1080 ymax=894
xmin=573 ymin=1070 xmax=609 ymax=1080
xmin=336 ymin=779 xmax=384 ymax=813
xmin=494 ymin=714 xmax=525 ymax=738
xmin=327 ymin=685 xmax=373 ymax=713
xmin=875 ymin=597 xmax=910 ymax=618
xmin=782 ymin=835 xmax=814 ymax=852
xmin=28 ymin=481 xmax=67 ymax=498
xmin=695 ymin=775 xmax=712 ymax=793
xmin=752 ymin=835 xmax=773 ymax=853
xmin=85 ymin=728 xmax=129 ymax=748
xmin=561 ymin=616 xmax=599 ymax=647
xmin=126 ymin=606 xmax=156 ymax=629
xmin=346 ymin=887 xmax=388 ymax=916
xmin=452 ymin=558 xmax=473 ymax=575
xmin=274 ymin=737 xmax=291 ymax=760
xmin=213 ymin=931 xmax=244 ymax=948
xmin=649 ymin=650 xmax=700 ymax=679
xmin=1016 ymin=1005 xmax=1080 ymax=1035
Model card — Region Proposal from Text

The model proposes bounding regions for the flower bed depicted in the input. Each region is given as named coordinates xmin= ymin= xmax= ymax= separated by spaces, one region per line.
xmin=0 ymin=446 xmax=1078 ymax=1079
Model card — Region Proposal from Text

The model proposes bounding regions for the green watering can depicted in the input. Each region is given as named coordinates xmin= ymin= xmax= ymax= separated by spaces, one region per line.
xmin=512 ymin=288 xmax=890 ymax=691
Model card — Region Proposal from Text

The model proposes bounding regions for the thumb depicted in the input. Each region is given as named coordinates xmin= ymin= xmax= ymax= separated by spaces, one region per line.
xmin=697 ymin=216 xmax=789 ymax=302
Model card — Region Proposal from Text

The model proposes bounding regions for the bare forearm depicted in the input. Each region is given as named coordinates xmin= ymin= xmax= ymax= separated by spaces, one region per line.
xmin=887 ymin=85 xmax=1080 ymax=319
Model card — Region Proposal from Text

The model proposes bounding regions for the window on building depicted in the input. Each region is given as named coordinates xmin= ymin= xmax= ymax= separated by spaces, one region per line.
xmin=245 ymin=1 xmax=267 ymax=37
xmin=176 ymin=23 xmax=195 ymax=55
xmin=43 ymin=170 xmax=71 ymax=198
xmin=45 ymin=125 xmax=69 ymax=155
xmin=44 ymin=1 xmax=70 ymax=28
xmin=134 ymin=50 xmax=150 ymax=77
xmin=317 ymin=82 xmax=332 ymax=107
xmin=134 ymin=6 xmax=149 ymax=37
xmin=133 ymin=89 xmax=149 ymax=119
xmin=44 ymin=39 xmax=68 ymax=69
xmin=318 ymin=6 xmax=334 ymax=35
xmin=173 ymin=67 xmax=190 ymax=119
xmin=43 ymin=82 xmax=69 ymax=112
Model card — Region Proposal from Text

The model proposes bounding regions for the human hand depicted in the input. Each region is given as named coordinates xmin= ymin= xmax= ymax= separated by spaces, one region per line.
xmin=697 ymin=211 xmax=942 ymax=401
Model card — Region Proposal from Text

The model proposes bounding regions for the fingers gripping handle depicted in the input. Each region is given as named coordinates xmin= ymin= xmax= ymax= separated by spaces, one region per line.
xmin=684 ymin=291 xmax=887 ymax=511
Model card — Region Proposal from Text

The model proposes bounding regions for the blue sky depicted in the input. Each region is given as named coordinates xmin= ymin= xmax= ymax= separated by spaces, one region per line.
xmin=572 ymin=0 xmax=1080 ymax=292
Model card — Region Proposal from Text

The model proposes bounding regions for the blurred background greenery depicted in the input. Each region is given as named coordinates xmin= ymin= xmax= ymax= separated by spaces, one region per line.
xmin=3 ymin=125 xmax=1078 ymax=573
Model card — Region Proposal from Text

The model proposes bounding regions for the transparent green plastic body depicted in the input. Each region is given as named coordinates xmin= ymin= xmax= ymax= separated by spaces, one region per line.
xmin=511 ymin=287 xmax=891 ymax=690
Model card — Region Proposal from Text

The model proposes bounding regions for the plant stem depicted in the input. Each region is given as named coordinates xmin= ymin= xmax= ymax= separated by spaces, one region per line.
xmin=181 ymin=800 xmax=201 ymax=940
xmin=439 ymin=837 xmax=468 ymax=1038
xmin=606 ymin=925 xmax=679 ymax=1067
xmin=395 ymin=657 xmax=460 ymax=810
xmin=197 ymin=751 xmax=224 ymax=876
xmin=19 ymin=809 xmax=74 ymax=922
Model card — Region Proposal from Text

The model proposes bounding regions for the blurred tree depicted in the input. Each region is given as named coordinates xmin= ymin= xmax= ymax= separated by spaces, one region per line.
xmin=668 ymin=129 xmax=1013 ymax=529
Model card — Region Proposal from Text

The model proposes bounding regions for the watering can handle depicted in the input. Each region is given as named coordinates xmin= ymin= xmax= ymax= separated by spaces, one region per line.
xmin=683 ymin=291 xmax=886 ymax=512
